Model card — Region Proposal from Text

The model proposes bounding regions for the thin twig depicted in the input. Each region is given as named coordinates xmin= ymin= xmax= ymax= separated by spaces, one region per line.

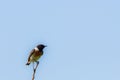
xmin=32 ymin=62 xmax=39 ymax=80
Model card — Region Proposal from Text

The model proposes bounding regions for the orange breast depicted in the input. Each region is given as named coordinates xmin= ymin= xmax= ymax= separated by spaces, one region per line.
xmin=34 ymin=51 xmax=43 ymax=57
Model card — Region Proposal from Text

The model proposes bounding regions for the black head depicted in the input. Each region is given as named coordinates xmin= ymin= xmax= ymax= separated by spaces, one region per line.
xmin=37 ymin=44 xmax=46 ymax=51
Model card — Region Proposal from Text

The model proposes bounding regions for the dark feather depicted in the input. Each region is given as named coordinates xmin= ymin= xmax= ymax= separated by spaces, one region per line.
xmin=27 ymin=49 xmax=35 ymax=62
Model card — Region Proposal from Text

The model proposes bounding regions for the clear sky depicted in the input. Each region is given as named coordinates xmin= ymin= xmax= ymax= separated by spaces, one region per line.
xmin=0 ymin=0 xmax=120 ymax=80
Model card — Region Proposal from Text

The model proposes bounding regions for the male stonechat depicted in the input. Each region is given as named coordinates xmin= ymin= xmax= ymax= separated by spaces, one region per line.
xmin=26 ymin=44 xmax=46 ymax=65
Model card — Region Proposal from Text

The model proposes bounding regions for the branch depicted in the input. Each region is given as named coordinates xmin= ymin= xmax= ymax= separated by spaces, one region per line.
xmin=32 ymin=62 xmax=39 ymax=80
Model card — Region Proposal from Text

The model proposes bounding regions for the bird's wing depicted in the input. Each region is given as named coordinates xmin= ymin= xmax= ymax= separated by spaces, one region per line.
xmin=28 ymin=49 xmax=35 ymax=61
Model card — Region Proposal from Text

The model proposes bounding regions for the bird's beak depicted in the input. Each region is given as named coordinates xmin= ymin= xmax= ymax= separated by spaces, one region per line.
xmin=45 ymin=45 xmax=47 ymax=47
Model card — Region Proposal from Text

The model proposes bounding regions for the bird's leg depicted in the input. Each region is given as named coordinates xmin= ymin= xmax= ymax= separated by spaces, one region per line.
xmin=33 ymin=61 xmax=39 ymax=74
xmin=33 ymin=61 xmax=39 ymax=73
xmin=35 ymin=61 xmax=39 ymax=71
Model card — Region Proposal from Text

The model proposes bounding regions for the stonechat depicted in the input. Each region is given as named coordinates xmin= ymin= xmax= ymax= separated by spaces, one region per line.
xmin=26 ymin=44 xmax=46 ymax=65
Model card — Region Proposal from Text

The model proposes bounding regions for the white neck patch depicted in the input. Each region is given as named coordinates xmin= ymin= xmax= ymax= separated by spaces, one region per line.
xmin=34 ymin=47 xmax=39 ymax=51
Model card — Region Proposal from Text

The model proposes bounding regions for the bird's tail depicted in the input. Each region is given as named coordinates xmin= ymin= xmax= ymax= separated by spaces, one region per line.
xmin=26 ymin=62 xmax=30 ymax=65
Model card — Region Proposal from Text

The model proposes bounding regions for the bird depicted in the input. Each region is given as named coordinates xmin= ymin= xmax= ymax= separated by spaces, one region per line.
xmin=26 ymin=44 xmax=46 ymax=65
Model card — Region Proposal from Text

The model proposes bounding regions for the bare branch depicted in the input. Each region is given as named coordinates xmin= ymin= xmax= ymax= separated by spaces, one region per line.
xmin=32 ymin=61 xmax=39 ymax=80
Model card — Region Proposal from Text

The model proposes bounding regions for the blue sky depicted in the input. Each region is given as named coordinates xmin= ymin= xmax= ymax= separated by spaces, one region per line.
xmin=0 ymin=0 xmax=120 ymax=80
